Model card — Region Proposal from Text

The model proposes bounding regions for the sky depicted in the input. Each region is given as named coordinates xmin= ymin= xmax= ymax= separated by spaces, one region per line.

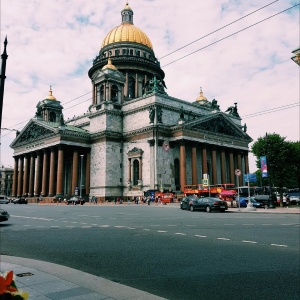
xmin=0 ymin=0 xmax=299 ymax=173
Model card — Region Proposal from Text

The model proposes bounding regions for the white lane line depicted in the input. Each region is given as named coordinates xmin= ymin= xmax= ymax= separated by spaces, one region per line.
xmin=82 ymin=226 xmax=91 ymax=228
xmin=195 ymin=235 xmax=207 ymax=238
xmin=143 ymin=229 xmax=150 ymax=231
xmin=50 ymin=226 xmax=59 ymax=228
xmin=157 ymin=230 xmax=167 ymax=233
xmin=217 ymin=238 xmax=231 ymax=241
xmin=262 ymin=224 xmax=272 ymax=226
xmin=243 ymin=224 xmax=254 ymax=226
xmin=271 ymin=244 xmax=287 ymax=247
xmin=175 ymin=233 xmax=186 ymax=235
xmin=92 ymin=224 xmax=98 ymax=226
xmin=242 ymin=240 xmax=257 ymax=244
xmin=23 ymin=225 xmax=31 ymax=227
xmin=71 ymin=222 xmax=77 ymax=224
xmin=66 ymin=226 xmax=75 ymax=228
xmin=224 ymin=224 xmax=235 ymax=226
xmin=99 ymin=225 xmax=109 ymax=227
xmin=114 ymin=226 xmax=126 ymax=228
xmin=126 ymin=227 xmax=136 ymax=230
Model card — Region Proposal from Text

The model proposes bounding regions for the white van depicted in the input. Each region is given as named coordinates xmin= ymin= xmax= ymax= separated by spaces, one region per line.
xmin=0 ymin=195 xmax=9 ymax=204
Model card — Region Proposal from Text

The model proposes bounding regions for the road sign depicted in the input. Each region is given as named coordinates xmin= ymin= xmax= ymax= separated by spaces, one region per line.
xmin=202 ymin=178 xmax=209 ymax=186
xmin=244 ymin=173 xmax=257 ymax=183
xmin=235 ymin=169 xmax=241 ymax=176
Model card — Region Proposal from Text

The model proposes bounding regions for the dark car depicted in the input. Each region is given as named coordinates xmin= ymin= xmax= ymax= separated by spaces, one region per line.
xmin=66 ymin=197 xmax=85 ymax=205
xmin=237 ymin=197 xmax=264 ymax=208
xmin=0 ymin=209 xmax=10 ymax=222
xmin=180 ymin=196 xmax=228 ymax=212
xmin=13 ymin=197 xmax=28 ymax=204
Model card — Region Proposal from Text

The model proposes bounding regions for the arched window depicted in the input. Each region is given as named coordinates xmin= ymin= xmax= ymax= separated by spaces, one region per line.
xmin=128 ymin=77 xmax=135 ymax=98
xmin=111 ymin=85 xmax=118 ymax=102
xmin=174 ymin=158 xmax=180 ymax=191
xmin=100 ymin=85 xmax=105 ymax=101
xmin=49 ymin=112 xmax=56 ymax=122
xmin=133 ymin=159 xmax=139 ymax=186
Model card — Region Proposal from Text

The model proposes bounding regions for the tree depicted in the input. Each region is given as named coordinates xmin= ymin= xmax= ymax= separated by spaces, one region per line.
xmin=251 ymin=133 xmax=300 ymax=207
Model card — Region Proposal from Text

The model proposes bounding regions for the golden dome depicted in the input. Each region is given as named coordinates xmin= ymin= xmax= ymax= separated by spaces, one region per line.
xmin=101 ymin=23 xmax=153 ymax=49
xmin=196 ymin=87 xmax=207 ymax=102
xmin=101 ymin=3 xmax=153 ymax=50
xmin=45 ymin=86 xmax=57 ymax=101
xmin=102 ymin=58 xmax=118 ymax=71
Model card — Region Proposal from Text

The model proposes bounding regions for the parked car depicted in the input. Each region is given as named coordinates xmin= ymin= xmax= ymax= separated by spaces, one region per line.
xmin=237 ymin=197 xmax=264 ymax=208
xmin=289 ymin=195 xmax=300 ymax=205
xmin=180 ymin=196 xmax=228 ymax=212
xmin=0 ymin=209 xmax=10 ymax=222
xmin=13 ymin=197 xmax=28 ymax=204
xmin=0 ymin=195 xmax=9 ymax=204
xmin=66 ymin=197 xmax=85 ymax=205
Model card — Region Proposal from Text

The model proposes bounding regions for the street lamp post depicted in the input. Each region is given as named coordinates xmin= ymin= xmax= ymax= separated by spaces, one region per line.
xmin=80 ymin=155 xmax=84 ymax=199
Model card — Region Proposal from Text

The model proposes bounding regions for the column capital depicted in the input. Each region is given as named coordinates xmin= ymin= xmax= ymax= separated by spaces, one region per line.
xmin=147 ymin=139 xmax=155 ymax=146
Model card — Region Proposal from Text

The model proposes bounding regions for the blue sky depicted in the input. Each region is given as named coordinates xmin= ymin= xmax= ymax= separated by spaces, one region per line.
xmin=0 ymin=0 xmax=299 ymax=171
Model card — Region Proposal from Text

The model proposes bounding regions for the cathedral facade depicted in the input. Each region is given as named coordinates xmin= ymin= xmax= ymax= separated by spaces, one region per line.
xmin=10 ymin=3 xmax=252 ymax=201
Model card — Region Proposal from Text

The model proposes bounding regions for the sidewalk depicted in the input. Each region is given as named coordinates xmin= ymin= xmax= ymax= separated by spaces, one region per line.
xmin=0 ymin=256 xmax=167 ymax=300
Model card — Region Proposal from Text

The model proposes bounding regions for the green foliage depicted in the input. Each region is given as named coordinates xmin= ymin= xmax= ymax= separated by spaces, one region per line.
xmin=251 ymin=133 xmax=300 ymax=189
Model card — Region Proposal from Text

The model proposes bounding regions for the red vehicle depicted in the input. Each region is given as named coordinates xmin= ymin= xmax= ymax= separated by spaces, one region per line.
xmin=184 ymin=184 xmax=222 ymax=197
xmin=155 ymin=192 xmax=174 ymax=203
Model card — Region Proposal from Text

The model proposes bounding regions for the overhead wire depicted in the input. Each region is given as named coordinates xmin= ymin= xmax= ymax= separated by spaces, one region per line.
xmin=161 ymin=4 xmax=299 ymax=67
xmin=159 ymin=0 xmax=279 ymax=60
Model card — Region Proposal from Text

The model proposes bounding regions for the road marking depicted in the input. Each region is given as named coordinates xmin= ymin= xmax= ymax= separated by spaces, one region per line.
xmin=242 ymin=240 xmax=257 ymax=244
xmin=50 ymin=226 xmax=59 ymax=228
xmin=66 ymin=226 xmax=75 ymax=228
xmin=166 ymin=225 xmax=177 ymax=227
xmin=224 ymin=224 xmax=235 ymax=226
xmin=114 ymin=226 xmax=126 ymax=228
xmin=195 ymin=235 xmax=207 ymax=238
xmin=175 ymin=233 xmax=186 ymax=235
xmin=82 ymin=226 xmax=91 ymax=228
xmin=271 ymin=244 xmax=287 ymax=247
xmin=262 ymin=224 xmax=272 ymax=226
xmin=126 ymin=227 xmax=136 ymax=230
xmin=143 ymin=229 xmax=150 ymax=231
xmin=23 ymin=225 xmax=31 ymax=227
xmin=99 ymin=225 xmax=109 ymax=227
xmin=217 ymin=238 xmax=231 ymax=241
xmin=157 ymin=230 xmax=167 ymax=233
xmin=243 ymin=224 xmax=254 ymax=226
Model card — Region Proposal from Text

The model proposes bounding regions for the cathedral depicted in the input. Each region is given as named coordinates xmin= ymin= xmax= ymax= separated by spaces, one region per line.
xmin=10 ymin=3 xmax=252 ymax=201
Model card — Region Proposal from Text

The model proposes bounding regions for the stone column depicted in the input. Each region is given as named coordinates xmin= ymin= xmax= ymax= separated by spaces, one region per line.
xmin=191 ymin=146 xmax=197 ymax=185
xmin=92 ymin=82 xmax=95 ymax=104
xmin=229 ymin=152 xmax=235 ymax=184
xmin=12 ymin=156 xmax=18 ymax=197
xmin=202 ymin=145 xmax=207 ymax=175
xmin=41 ymin=150 xmax=49 ymax=196
xmin=85 ymin=152 xmax=90 ymax=195
xmin=212 ymin=148 xmax=217 ymax=185
xmin=29 ymin=153 xmax=35 ymax=197
xmin=48 ymin=148 xmax=56 ymax=196
xmin=135 ymin=73 xmax=138 ymax=97
xmin=148 ymin=139 xmax=155 ymax=189
xmin=17 ymin=156 xmax=24 ymax=197
xmin=139 ymin=157 xmax=142 ymax=180
xmin=125 ymin=72 xmax=128 ymax=97
xmin=128 ymin=158 xmax=132 ymax=182
xmin=56 ymin=146 xmax=64 ymax=197
xmin=71 ymin=149 xmax=79 ymax=195
xmin=237 ymin=153 xmax=242 ymax=186
xmin=179 ymin=142 xmax=186 ymax=192
xmin=244 ymin=152 xmax=249 ymax=174
xmin=221 ymin=150 xmax=226 ymax=183
xmin=34 ymin=151 xmax=43 ymax=197
xmin=22 ymin=155 xmax=30 ymax=196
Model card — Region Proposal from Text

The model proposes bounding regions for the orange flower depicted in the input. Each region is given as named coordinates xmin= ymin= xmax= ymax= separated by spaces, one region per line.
xmin=0 ymin=271 xmax=18 ymax=294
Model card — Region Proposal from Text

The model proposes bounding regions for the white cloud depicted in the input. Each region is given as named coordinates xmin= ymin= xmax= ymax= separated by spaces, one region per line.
xmin=1 ymin=0 xmax=299 ymax=174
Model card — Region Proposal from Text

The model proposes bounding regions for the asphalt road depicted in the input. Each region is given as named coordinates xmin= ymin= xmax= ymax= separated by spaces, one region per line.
xmin=1 ymin=203 xmax=299 ymax=300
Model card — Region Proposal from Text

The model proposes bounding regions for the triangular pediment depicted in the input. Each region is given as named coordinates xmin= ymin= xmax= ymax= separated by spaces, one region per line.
xmin=10 ymin=120 xmax=57 ymax=148
xmin=92 ymin=69 xmax=125 ymax=84
xmin=182 ymin=112 xmax=250 ymax=139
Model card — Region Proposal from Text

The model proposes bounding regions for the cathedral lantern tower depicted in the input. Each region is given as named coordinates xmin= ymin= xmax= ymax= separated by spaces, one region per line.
xmin=88 ymin=2 xmax=166 ymax=101
xmin=35 ymin=87 xmax=63 ymax=122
